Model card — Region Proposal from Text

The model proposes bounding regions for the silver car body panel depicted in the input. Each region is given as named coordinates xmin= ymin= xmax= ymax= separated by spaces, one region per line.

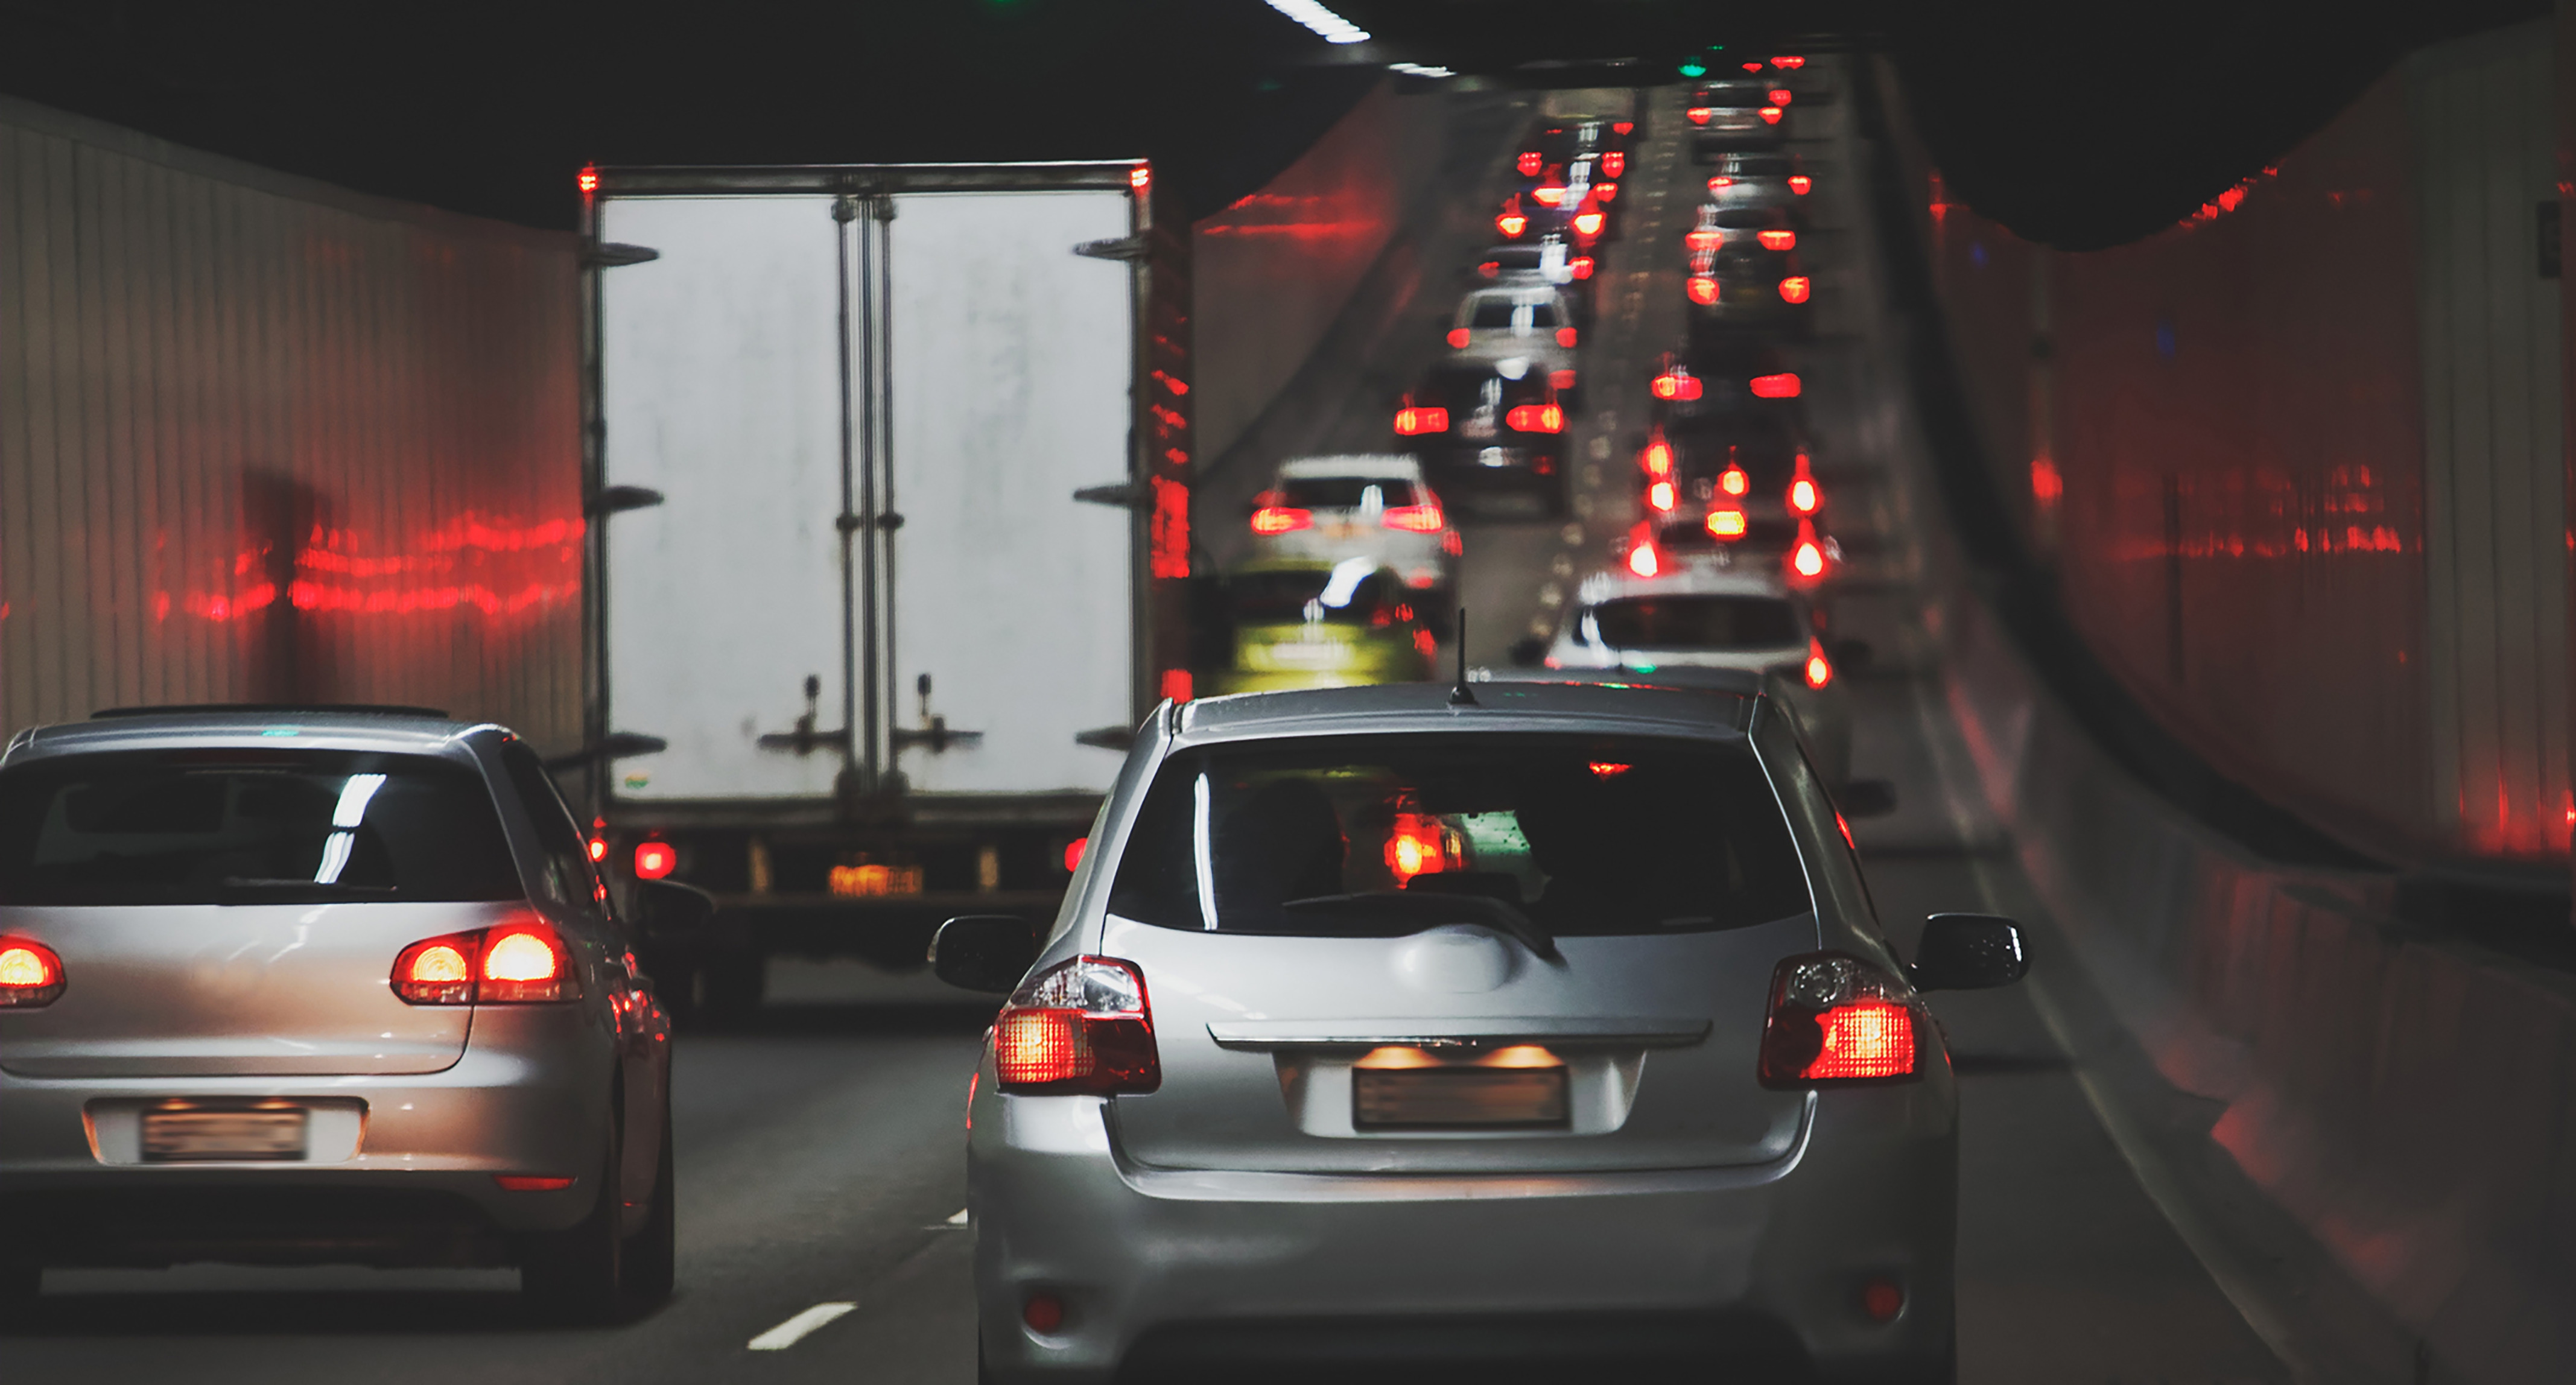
xmin=1246 ymin=454 xmax=1455 ymax=592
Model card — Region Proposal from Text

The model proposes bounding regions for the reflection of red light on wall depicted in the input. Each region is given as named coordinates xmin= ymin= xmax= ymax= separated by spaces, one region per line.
xmin=2031 ymin=457 xmax=2064 ymax=507
xmin=1150 ymin=475 xmax=1190 ymax=579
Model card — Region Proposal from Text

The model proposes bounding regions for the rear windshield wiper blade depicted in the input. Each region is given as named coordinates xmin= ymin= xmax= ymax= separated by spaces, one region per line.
xmin=217 ymin=877 xmax=397 ymax=898
xmin=1281 ymin=892 xmax=1560 ymax=962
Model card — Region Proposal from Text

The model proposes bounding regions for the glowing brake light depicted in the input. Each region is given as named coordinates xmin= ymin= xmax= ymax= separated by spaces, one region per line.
xmin=1769 ymin=89 xmax=1793 ymax=106
xmin=1760 ymin=954 xmax=1919 ymax=1085
xmin=1594 ymin=182 xmax=1618 ymax=201
xmin=1806 ymin=637 xmax=1834 ymax=688
xmin=1394 ymin=406 xmax=1450 ymax=435
xmin=1687 ymin=107 xmax=1715 ymax=125
xmin=1687 ymin=276 xmax=1719 ymax=305
xmin=1788 ymin=175 xmax=1812 ymax=195
xmin=1790 ymin=477 xmax=1819 ymax=514
xmin=0 ymin=937 xmax=66 ymax=1007
xmin=1792 ymin=520 xmax=1827 ymax=580
xmin=1497 ymin=212 xmax=1527 ymax=238
xmin=394 ymin=921 xmax=578 ymax=1006
xmin=1250 ymin=506 xmax=1313 ymax=534
xmin=577 ymin=166 xmax=598 ymax=194
xmin=1602 ymin=152 xmax=1625 ymax=177
xmin=1532 ymin=185 xmax=1567 ymax=207
xmin=1447 ymin=328 xmax=1471 ymax=348
xmin=1568 ymin=256 xmax=1595 ymax=279
xmin=1760 ymin=107 xmax=1783 ymax=125
xmin=1720 ymin=464 xmax=1750 ymax=496
xmin=1517 ymin=151 xmax=1543 ymax=176
xmin=1064 ymin=838 xmax=1088 ymax=872
xmin=1477 ymin=260 xmax=1500 ymax=278
xmin=633 ymin=841 xmax=676 ymax=879
xmin=1686 ymin=229 xmax=1724 ymax=252
xmin=1651 ymin=372 xmax=1702 ymax=402
xmin=1613 ymin=121 xmax=1634 ymax=135
xmin=1626 ymin=543 xmax=1660 ymax=577
xmin=1382 ymin=504 xmax=1445 ymax=533
xmin=1707 ymin=507 xmax=1748 ymax=539
xmin=1780 ymin=276 xmax=1812 ymax=304
xmin=1648 ymin=480 xmax=1677 ymax=512
xmin=1573 ymin=211 xmax=1605 ymax=236
xmin=1555 ymin=326 xmax=1578 ymax=347
xmin=1772 ymin=55 xmax=1806 ymax=69
xmin=994 ymin=956 xmax=1159 ymax=1094
xmin=1642 ymin=439 xmax=1674 ymax=477
xmin=1505 ymin=404 xmax=1564 ymax=433
xmin=1757 ymin=229 xmax=1797 ymax=251
xmin=1750 ymin=373 xmax=1803 ymax=398
xmin=1549 ymin=369 xmax=1578 ymax=390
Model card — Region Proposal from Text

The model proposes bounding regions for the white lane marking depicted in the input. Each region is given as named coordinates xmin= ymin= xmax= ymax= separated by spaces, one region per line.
xmin=748 ymin=1301 xmax=858 ymax=1351
xmin=946 ymin=1208 xmax=969 ymax=1225
xmin=1904 ymin=674 xmax=2313 ymax=1380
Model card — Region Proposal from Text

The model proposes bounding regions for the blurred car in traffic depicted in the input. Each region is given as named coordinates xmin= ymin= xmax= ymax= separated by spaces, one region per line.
xmin=1647 ymin=344 xmax=1807 ymax=420
xmin=1686 ymin=245 xmax=1813 ymax=338
xmin=1204 ymin=559 xmax=1440 ymax=695
xmin=1446 ymin=286 xmax=1582 ymax=407
xmin=1686 ymin=78 xmax=1791 ymax=156
xmin=0 ymin=708 xmax=704 ymax=1322
xmin=1705 ymin=151 xmax=1815 ymax=216
xmin=1518 ymin=114 xmax=1633 ymax=188
xmin=1473 ymin=237 xmax=1597 ymax=325
xmin=935 ymin=680 xmax=2025 ymax=1383
xmin=1397 ymin=361 xmax=1570 ymax=516
xmin=1247 ymin=455 xmax=1460 ymax=621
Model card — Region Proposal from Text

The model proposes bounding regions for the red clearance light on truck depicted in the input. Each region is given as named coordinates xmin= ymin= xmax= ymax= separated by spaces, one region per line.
xmin=1382 ymin=504 xmax=1445 ymax=533
xmin=1759 ymin=954 xmax=1920 ymax=1085
xmin=1769 ymin=89 xmax=1794 ymax=106
xmin=1129 ymin=165 xmax=1151 ymax=192
xmin=1447 ymin=328 xmax=1471 ymax=348
xmin=1555 ymin=326 xmax=1578 ymax=347
xmin=1394 ymin=407 xmax=1449 ymax=435
xmin=1496 ymin=212 xmax=1527 ymax=238
xmin=1593 ymin=182 xmax=1618 ymax=202
xmin=1249 ymin=506 xmax=1313 ymax=534
xmin=1613 ymin=121 xmax=1634 ymax=135
xmin=0 ymin=937 xmax=66 ymax=1007
xmin=1568 ymin=256 xmax=1594 ymax=279
xmin=577 ymin=166 xmax=598 ymax=195
xmin=994 ymin=957 xmax=1159 ymax=1094
xmin=1750 ymin=373 xmax=1802 ymax=398
xmin=633 ymin=841 xmax=676 ymax=880
xmin=1772 ymin=55 xmax=1806 ymax=69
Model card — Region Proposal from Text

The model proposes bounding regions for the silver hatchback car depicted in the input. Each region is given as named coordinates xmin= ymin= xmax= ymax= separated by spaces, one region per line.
xmin=935 ymin=682 xmax=2025 ymax=1382
xmin=0 ymin=706 xmax=702 ymax=1322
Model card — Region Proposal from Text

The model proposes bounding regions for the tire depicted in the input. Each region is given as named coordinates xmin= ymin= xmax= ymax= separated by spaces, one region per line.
xmin=521 ymin=1129 xmax=627 ymax=1324
xmin=620 ymin=1100 xmax=677 ymax=1309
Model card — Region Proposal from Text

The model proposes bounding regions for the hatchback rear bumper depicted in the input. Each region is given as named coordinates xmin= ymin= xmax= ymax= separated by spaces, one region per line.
xmin=971 ymin=1083 xmax=1958 ymax=1383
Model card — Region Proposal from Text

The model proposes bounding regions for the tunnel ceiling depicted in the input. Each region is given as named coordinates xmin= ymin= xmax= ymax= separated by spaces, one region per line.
xmin=0 ymin=1 xmax=2548 ymax=244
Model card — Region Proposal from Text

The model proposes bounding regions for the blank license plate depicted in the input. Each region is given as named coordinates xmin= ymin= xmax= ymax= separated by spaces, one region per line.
xmin=142 ymin=1108 xmax=308 ymax=1162
xmin=1354 ymin=1066 xmax=1569 ymax=1129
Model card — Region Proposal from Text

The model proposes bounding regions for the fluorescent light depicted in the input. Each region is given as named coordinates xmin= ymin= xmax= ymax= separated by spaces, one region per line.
xmin=1266 ymin=0 xmax=1370 ymax=44
xmin=1389 ymin=62 xmax=1454 ymax=78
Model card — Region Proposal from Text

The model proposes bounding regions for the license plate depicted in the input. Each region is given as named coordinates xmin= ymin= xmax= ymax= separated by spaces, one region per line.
xmin=142 ymin=1106 xmax=308 ymax=1162
xmin=1354 ymin=1066 xmax=1569 ymax=1129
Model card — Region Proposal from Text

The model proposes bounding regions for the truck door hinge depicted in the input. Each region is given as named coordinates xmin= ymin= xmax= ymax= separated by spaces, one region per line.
xmin=581 ymin=241 xmax=660 ymax=268
xmin=587 ymin=484 xmax=665 ymax=518
xmin=1074 ymin=235 xmax=1147 ymax=262
xmin=1073 ymin=481 xmax=1153 ymax=510
xmin=890 ymin=718 xmax=984 ymax=753
xmin=1074 ymin=726 xmax=1137 ymax=752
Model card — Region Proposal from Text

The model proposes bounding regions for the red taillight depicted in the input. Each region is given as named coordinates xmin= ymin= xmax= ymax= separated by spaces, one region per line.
xmin=1549 ymin=369 xmax=1577 ymax=390
xmin=586 ymin=836 xmax=606 ymax=862
xmin=1772 ymin=55 xmax=1806 ymax=69
xmin=1594 ymin=182 xmax=1618 ymax=202
xmin=1758 ymin=229 xmax=1797 ymax=251
xmin=1789 ymin=475 xmax=1819 ymax=515
xmin=1626 ymin=543 xmax=1660 ymax=577
xmin=1687 ymin=107 xmax=1715 ymax=125
xmin=1249 ymin=506 xmax=1313 ymax=534
xmin=1569 ymin=256 xmax=1594 ymax=279
xmin=1708 ymin=176 xmax=1734 ymax=191
xmin=1779 ymin=276 xmax=1812 ymax=304
xmin=1648 ymin=480 xmax=1677 ymax=512
xmin=1573 ymin=211 xmax=1604 ymax=236
xmin=634 ymin=841 xmax=676 ymax=879
xmin=1532 ymin=185 xmax=1567 ymax=208
xmin=1603 ymin=152 xmax=1626 ymax=177
xmin=1447 ymin=327 xmax=1471 ymax=348
xmin=1685 ymin=229 xmax=1724 ymax=252
xmin=1742 ymin=61 xmax=1765 ymax=72
xmin=1497 ymin=212 xmax=1526 ymax=238
xmin=1555 ymin=326 xmax=1577 ymax=348
xmin=1759 ymin=954 xmax=1920 ymax=1085
xmin=1707 ymin=507 xmax=1748 ymax=539
xmin=1477 ymin=260 xmax=1500 ymax=278
xmin=1651 ymin=372 xmax=1702 ymax=402
xmin=1505 ymin=404 xmax=1564 ymax=433
xmin=1613 ymin=121 xmax=1634 ymax=135
xmin=1687 ymin=276 xmax=1719 ymax=305
xmin=0 ymin=936 xmax=67 ymax=1008
xmin=1750 ymin=372 xmax=1802 ymax=398
xmin=494 ymin=1175 xmax=576 ymax=1191
xmin=1792 ymin=519 xmax=1827 ymax=580
xmin=1064 ymin=837 xmax=1087 ymax=872
xmin=1382 ymin=504 xmax=1445 ymax=533
xmin=1394 ymin=406 xmax=1450 ymax=436
xmin=1788 ymin=174 xmax=1813 ymax=195
xmin=1642 ymin=439 xmax=1674 ymax=477
xmin=1806 ymin=637 xmax=1833 ymax=688
xmin=577 ymin=166 xmax=598 ymax=195
xmin=1769 ymin=89 xmax=1793 ymax=106
xmin=1760 ymin=106 xmax=1783 ymax=125
xmin=1720 ymin=464 xmax=1750 ymax=496
xmin=395 ymin=921 xmax=579 ymax=1006
xmin=993 ymin=957 xmax=1159 ymax=1095
xmin=1517 ymin=151 xmax=1543 ymax=176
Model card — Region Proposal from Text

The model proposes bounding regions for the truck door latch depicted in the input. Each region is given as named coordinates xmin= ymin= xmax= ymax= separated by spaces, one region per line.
xmin=893 ymin=673 xmax=983 ymax=755
xmin=756 ymin=674 xmax=850 ymax=756
xmin=1074 ymin=235 xmax=1147 ymax=262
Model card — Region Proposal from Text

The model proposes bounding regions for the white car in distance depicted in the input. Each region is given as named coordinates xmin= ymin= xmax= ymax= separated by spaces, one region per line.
xmin=1248 ymin=455 xmax=1459 ymax=623
xmin=1445 ymin=287 xmax=1582 ymax=410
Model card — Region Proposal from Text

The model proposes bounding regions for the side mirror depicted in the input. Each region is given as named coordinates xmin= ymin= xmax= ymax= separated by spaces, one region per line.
xmin=1839 ymin=779 xmax=1898 ymax=819
xmin=931 ymin=915 xmax=1040 ymax=994
xmin=1508 ymin=635 xmax=1548 ymax=668
xmin=1830 ymin=638 xmax=1874 ymax=675
xmin=629 ymin=878 xmax=715 ymax=940
xmin=1909 ymin=913 xmax=2028 ymax=991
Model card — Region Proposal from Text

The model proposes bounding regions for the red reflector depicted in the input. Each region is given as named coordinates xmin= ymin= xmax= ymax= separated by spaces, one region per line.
xmin=1382 ymin=504 xmax=1445 ymax=533
xmin=495 ymin=1175 xmax=575 ymax=1192
xmin=1447 ymin=327 xmax=1471 ymax=348
xmin=1687 ymin=107 xmax=1715 ymax=124
xmin=577 ymin=166 xmax=598 ymax=194
xmin=1643 ymin=440 xmax=1673 ymax=477
xmin=1779 ymin=276 xmax=1812 ymax=304
xmin=1720 ymin=465 xmax=1750 ymax=496
xmin=1708 ymin=176 xmax=1734 ymax=191
xmin=1505 ymin=404 xmax=1564 ymax=433
xmin=1394 ymin=407 xmax=1450 ymax=436
xmin=1769 ymin=89 xmax=1793 ymax=106
xmin=1788 ymin=175 xmax=1812 ymax=195
xmin=1626 ymin=544 xmax=1660 ymax=577
xmin=1160 ymin=668 xmax=1193 ymax=703
xmin=0 ymin=936 xmax=67 ymax=1007
xmin=1750 ymin=373 xmax=1802 ymax=398
xmin=1760 ymin=954 xmax=1921 ymax=1085
xmin=1861 ymin=1278 xmax=1905 ymax=1322
xmin=1573 ymin=211 xmax=1604 ymax=236
xmin=1497 ymin=213 xmax=1526 ymax=238
xmin=634 ymin=841 xmax=676 ymax=879
xmin=1064 ymin=837 xmax=1087 ymax=873
xmin=1517 ymin=151 xmax=1543 ymax=176
xmin=1794 ymin=538 xmax=1827 ymax=579
xmin=1707 ymin=508 xmax=1748 ymax=539
xmin=1759 ymin=107 xmax=1783 ymax=125
xmin=1249 ymin=506 xmax=1313 ymax=534
xmin=1806 ymin=638 xmax=1833 ymax=688
xmin=1602 ymin=152 xmax=1625 ymax=177
xmin=1569 ymin=256 xmax=1594 ymax=279
xmin=1532 ymin=185 xmax=1566 ymax=207
xmin=1685 ymin=229 xmax=1724 ymax=252
xmin=1555 ymin=326 xmax=1577 ymax=348
xmin=994 ymin=957 xmax=1158 ymax=1095
xmin=1549 ymin=369 xmax=1577 ymax=390
xmin=1790 ymin=477 xmax=1819 ymax=513
xmin=1687 ymin=276 xmax=1719 ymax=305
xmin=1648 ymin=481 xmax=1676 ymax=512
xmin=1758 ymin=229 xmax=1797 ymax=251
xmin=1024 ymin=1295 xmax=1066 ymax=1334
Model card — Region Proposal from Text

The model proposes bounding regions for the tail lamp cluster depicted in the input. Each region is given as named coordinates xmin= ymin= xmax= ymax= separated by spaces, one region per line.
xmin=993 ymin=956 xmax=1160 ymax=1095
xmin=1394 ymin=405 xmax=1449 ymax=435
xmin=0 ymin=936 xmax=66 ymax=1007
xmin=1505 ymin=404 xmax=1564 ymax=434
xmin=394 ymin=921 xmax=579 ymax=1005
xmin=1760 ymin=954 xmax=1920 ymax=1085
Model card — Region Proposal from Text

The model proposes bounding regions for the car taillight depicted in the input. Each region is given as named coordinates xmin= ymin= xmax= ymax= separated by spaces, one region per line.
xmin=1382 ymin=504 xmax=1445 ymax=532
xmin=1643 ymin=439 xmax=1673 ymax=477
xmin=1477 ymin=260 xmax=1500 ymax=278
xmin=1549 ymin=369 xmax=1577 ymax=390
xmin=1594 ymin=183 xmax=1618 ymax=202
xmin=1394 ymin=406 xmax=1449 ymax=435
xmin=1758 ymin=229 xmax=1797 ymax=251
xmin=1573 ymin=211 xmax=1604 ymax=236
xmin=1806 ymin=636 xmax=1833 ymax=688
xmin=1686 ymin=229 xmax=1724 ymax=252
xmin=1613 ymin=121 xmax=1634 ymax=135
xmin=993 ymin=956 xmax=1159 ymax=1095
xmin=1687 ymin=276 xmax=1719 ymax=305
xmin=1759 ymin=954 xmax=1920 ymax=1085
xmin=1772 ymin=55 xmax=1806 ymax=69
xmin=1626 ymin=542 xmax=1660 ymax=577
xmin=1792 ymin=519 xmax=1827 ymax=580
xmin=1505 ymin=404 xmax=1564 ymax=433
xmin=1447 ymin=327 xmax=1471 ymax=348
xmin=1497 ymin=212 xmax=1526 ymax=238
xmin=1569 ymin=256 xmax=1594 ymax=279
xmin=395 ymin=921 xmax=579 ymax=1006
xmin=1532 ymin=185 xmax=1567 ymax=208
xmin=1751 ymin=372 xmax=1802 ymax=398
xmin=1789 ymin=474 xmax=1819 ymax=515
xmin=1602 ymin=152 xmax=1626 ymax=177
xmin=1651 ymin=372 xmax=1702 ymax=401
xmin=1517 ymin=151 xmax=1543 ymax=176
xmin=1721 ymin=464 xmax=1750 ymax=496
xmin=1648 ymin=480 xmax=1677 ymax=512
xmin=1555 ymin=326 xmax=1578 ymax=347
xmin=586 ymin=836 xmax=606 ymax=862
xmin=1687 ymin=107 xmax=1715 ymax=124
xmin=0 ymin=936 xmax=66 ymax=1008
xmin=1707 ymin=507 xmax=1748 ymax=539
xmin=1769 ymin=89 xmax=1793 ymax=106
xmin=577 ymin=166 xmax=599 ymax=194
xmin=1760 ymin=107 xmax=1783 ymax=125
xmin=1780 ymin=276 xmax=1812 ymax=304
xmin=1788 ymin=175 xmax=1812 ymax=195
xmin=633 ymin=841 xmax=676 ymax=879
xmin=1707 ymin=176 xmax=1734 ymax=191
xmin=1250 ymin=506 xmax=1313 ymax=534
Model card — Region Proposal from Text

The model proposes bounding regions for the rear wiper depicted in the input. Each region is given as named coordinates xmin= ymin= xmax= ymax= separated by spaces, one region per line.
xmin=217 ymin=877 xmax=396 ymax=898
xmin=1281 ymin=892 xmax=1560 ymax=962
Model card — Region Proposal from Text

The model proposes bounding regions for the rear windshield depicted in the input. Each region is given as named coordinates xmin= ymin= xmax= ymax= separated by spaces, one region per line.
xmin=1278 ymin=477 xmax=1416 ymax=510
xmin=1714 ymin=154 xmax=1793 ymax=176
xmin=1713 ymin=208 xmax=1784 ymax=229
xmin=1587 ymin=597 xmax=1801 ymax=651
xmin=0 ymin=750 xmax=523 ymax=905
xmin=1661 ymin=516 xmax=1799 ymax=551
xmin=1527 ymin=302 xmax=1560 ymax=327
xmin=1108 ymin=734 xmax=1808 ymax=938
xmin=1228 ymin=568 xmax=1402 ymax=626
xmin=1468 ymin=300 xmax=1518 ymax=328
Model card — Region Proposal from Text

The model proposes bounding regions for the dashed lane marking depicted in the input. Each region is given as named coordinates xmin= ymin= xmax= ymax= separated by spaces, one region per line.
xmin=946 ymin=1208 xmax=969 ymax=1225
xmin=748 ymin=1301 xmax=859 ymax=1351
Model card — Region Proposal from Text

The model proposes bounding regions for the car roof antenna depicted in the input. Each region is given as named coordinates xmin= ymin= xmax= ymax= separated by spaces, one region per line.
xmin=1448 ymin=606 xmax=1478 ymax=706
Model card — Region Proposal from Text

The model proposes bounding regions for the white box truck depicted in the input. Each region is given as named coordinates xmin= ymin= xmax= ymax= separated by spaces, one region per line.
xmin=574 ymin=162 xmax=1192 ymax=1015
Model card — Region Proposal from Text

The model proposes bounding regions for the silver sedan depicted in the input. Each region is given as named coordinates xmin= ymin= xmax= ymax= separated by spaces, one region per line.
xmin=934 ymin=681 xmax=2026 ymax=1381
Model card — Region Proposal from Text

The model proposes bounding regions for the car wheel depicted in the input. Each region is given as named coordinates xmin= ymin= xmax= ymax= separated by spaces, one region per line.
xmin=619 ymin=1097 xmax=677 ymax=1308
xmin=521 ymin=1127 xmax=627 ymax=1324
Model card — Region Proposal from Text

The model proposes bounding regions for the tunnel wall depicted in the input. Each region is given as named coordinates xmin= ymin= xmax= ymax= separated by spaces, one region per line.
xmin=1894 ymin=20 xmax=2568 ymax=869
xmin=0 ymin=96 xmax=583 ymax=750
xmin=1189 ymin=80 xmax=1448 ymax=469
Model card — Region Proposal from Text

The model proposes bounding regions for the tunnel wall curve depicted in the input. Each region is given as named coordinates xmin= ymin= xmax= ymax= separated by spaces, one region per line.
xmin=1888 ymin=20 xmax=2569 ymax=872
xmin=0 ymin=95 xmax=583 ymax=750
